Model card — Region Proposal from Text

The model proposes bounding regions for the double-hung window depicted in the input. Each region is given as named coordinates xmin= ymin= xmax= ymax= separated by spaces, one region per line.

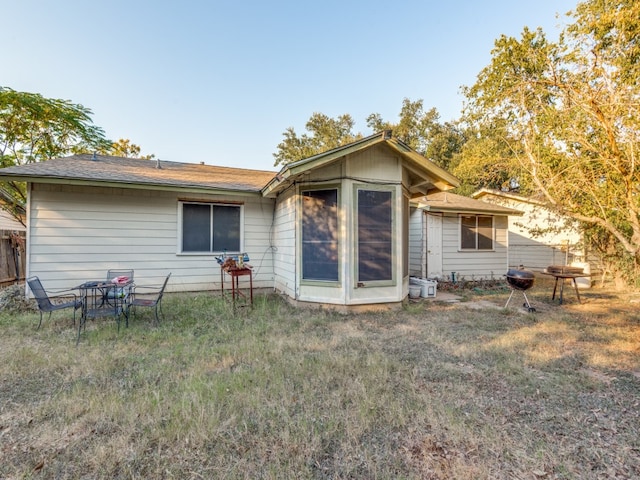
xmin=460 ymin=215 xmax=493 ymax=250
xmin=301 ymin=189 xmax=339 ymax=282
xmin=181 ymin=202 xmax=241 ymax=253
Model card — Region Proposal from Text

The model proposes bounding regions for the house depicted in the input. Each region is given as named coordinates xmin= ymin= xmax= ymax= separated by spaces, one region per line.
xmin=0 ymin=131 xmax=460 ymax=309
xmin=472 ymin=188 xmax=586 ymax=271
xmin=409 ymin=191 xmax=522 ymax=281
xmin=0 ymin=188 xmax=26 ymax=232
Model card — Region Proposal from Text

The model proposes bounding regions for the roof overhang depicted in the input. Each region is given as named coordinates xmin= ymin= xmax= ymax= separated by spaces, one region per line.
xmin=413 ymin=191 xmax=524 ymax=216
xmin=0 ymin=174 xmax=265 ymax=198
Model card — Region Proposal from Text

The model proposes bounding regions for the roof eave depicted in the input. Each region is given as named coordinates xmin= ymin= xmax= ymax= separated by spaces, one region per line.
xmin=426 ymin=206 xmax=523 ymax=216
xmin=0 ymin=174 xmax=265 ymax=197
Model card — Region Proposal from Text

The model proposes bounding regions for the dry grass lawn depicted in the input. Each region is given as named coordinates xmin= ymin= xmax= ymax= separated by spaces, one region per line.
xmin=0 ymin=283 xmax=639 ymax=479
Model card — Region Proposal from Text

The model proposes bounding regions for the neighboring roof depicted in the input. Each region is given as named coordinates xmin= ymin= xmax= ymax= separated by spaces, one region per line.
xmin=0 ymin=155 xmax=277 ymax=194
xmin=262 ymin=131 xmax=460 ymax=198
xmin=415 ymin=191 xmax=523 ymax=216
xmin=0 ymin=188 xmax=25 ymax=216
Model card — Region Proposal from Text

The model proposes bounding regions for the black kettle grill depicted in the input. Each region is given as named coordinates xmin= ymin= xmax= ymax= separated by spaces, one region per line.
xmin=505 ymin=268 xmax=536 ymax=312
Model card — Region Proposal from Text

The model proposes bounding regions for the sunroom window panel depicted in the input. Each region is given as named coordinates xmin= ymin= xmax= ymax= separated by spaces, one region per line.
xmin=302 ymin=190 xmax=338 ymax=281
xmin=358 ymin=190 xmax=392 ymax=282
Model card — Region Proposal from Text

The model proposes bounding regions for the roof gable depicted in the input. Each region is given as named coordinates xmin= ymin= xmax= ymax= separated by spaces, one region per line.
xmin=262 ymin=131 xmax=460 ymax=197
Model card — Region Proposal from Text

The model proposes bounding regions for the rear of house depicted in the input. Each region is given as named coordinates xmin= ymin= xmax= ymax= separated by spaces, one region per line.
xmin=0 ymin=132 xmax=462 ymax=308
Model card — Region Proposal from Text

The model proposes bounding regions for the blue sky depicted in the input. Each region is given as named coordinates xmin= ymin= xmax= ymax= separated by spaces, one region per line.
xmin=2 ymin=0 xmax=577 ymax=171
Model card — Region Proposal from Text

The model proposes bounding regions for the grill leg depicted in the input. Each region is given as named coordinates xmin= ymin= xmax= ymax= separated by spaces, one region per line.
xmin=505 ymin=289 xmax=516 ymax=308
xmin=522 ymin=291 xmax=532 ymax=309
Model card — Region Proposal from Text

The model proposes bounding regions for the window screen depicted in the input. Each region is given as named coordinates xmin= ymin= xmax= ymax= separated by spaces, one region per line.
xmin=302 ymin=189 xmax=338 ymax=281
xmin=358 ymin=189 xmax=392 ymax=282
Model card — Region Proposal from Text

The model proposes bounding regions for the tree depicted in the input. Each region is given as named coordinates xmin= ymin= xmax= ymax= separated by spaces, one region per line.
xmin=0 ymin=87 xmax=110 ymax=166
xmin=274 ymin=99 xmax=466 ymax=168
xmin=367 ymin=98 xmax=466 ymax=170
xmin=103 ymin=138 xmax=155 ymax=159
xmin=458 ymin=0 xmax=640 ymax=284
xmin=0 ymin=87 xmax=111 ymax=220
xmin=273 ymin=113 xmax=361 ymax=166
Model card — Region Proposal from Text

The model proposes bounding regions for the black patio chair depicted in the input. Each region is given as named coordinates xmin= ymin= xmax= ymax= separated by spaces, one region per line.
xmin=104 ymin=269 xmax=135 ymax=305
xmin=27 ymin=276 xmax=83 ymax=329
xmin=126 ymin=273 xmax=171 ymax=326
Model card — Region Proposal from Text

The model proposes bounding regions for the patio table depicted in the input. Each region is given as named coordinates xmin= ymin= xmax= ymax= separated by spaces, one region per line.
xmin=541 ymin=271 xmax=589 ymax=305
xmin=75 ymin=279 xmax=133 ymax=344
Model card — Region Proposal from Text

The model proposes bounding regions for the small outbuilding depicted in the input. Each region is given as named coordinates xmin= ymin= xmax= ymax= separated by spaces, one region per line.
xmin=409 ymin=191 xmax=522 ymax=282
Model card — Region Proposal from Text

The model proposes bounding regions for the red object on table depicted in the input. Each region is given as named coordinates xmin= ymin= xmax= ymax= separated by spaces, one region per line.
xmin=221 ymin=266 xmax=253 ymax=306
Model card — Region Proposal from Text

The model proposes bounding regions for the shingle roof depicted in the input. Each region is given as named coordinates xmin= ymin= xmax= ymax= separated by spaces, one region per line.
xmin=0 ymin=154 xmax=277 ymax=192
xmin=415 ymin=191 xmax=523 ymax=215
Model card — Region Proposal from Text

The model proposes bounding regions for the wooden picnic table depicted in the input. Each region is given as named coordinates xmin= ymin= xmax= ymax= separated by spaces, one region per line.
xmin=541 ymin=270 xmax=590 ymax=305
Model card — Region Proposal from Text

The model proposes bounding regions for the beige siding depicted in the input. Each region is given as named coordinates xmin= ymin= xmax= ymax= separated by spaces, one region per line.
xmin=272 ymin=187 xmax=296 ymax=298
xmin=27 ymin=183 xmax=274 ymax=292
xmin=408 ymin=207 xmax=423 ymax=277
xmin=478 ymin=194 xmax=583 ymax=270
xmin=0 ymin=208 xmax=25 ymax=231
xmin=440 ymin=213 xmax=509 ymax=281
xmin=346 ymin=144 xmax=401 ymax=180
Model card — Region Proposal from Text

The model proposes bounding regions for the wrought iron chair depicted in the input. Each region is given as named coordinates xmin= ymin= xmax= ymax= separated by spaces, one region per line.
xmin=126 ymin=273 xmax=171 ymax=326
xmin=104 ymin=269 xmax=135 ymax=306
xmin=27 ymin=276 xmax=83 ymax=329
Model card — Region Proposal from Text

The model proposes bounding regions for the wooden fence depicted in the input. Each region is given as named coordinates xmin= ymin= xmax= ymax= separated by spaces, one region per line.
xmin=0 ymin=230 xmax=25 ymax=286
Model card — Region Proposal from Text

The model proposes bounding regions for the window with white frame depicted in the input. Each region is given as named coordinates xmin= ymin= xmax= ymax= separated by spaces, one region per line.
xmin=302 ymin=189 xmax=339 ymax=282
xmin=460 ymin=215 xmax=493 ymax=250
xmin=181 ymin=202 xmax=241 ymax=253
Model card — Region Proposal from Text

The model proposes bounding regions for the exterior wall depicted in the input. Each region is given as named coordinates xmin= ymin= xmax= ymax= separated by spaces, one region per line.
xmin=27 ymin=183 xmax=275 ymax=292
xmin=408 ymin=207 xmax=424 ymax=277
xmin=272 ymin=186 xmax=296 ymax=298
xmin=440 ymin=213 xmax=509 ymax=281
xmin=478 ymin=194 xmax=582 ymax=270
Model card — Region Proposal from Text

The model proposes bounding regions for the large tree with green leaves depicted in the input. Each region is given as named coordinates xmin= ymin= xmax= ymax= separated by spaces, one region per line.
xmin=102 ymin=138 xmax=155 ymax=159
xmin=367 ymin=98 xmax=466 ymax=170
xmin=0 ymin=87 xmax=111 ymax=166
xmin=0 ymin=87 xmax=112 ymax=219
xmin=456 ymin=0 xmax=640 ymax=283
xmin=273 ymin=113 xmax=362 ymax=166
xmin=273 ymin=99 xmax=465 ymax=168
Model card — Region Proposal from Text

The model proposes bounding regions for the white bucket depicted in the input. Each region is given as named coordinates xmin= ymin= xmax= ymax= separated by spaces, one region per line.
xmin=408 ymin=286 xmax=421 ymax=299
xmin=571 ymin=262 xmax=591 ymax=289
